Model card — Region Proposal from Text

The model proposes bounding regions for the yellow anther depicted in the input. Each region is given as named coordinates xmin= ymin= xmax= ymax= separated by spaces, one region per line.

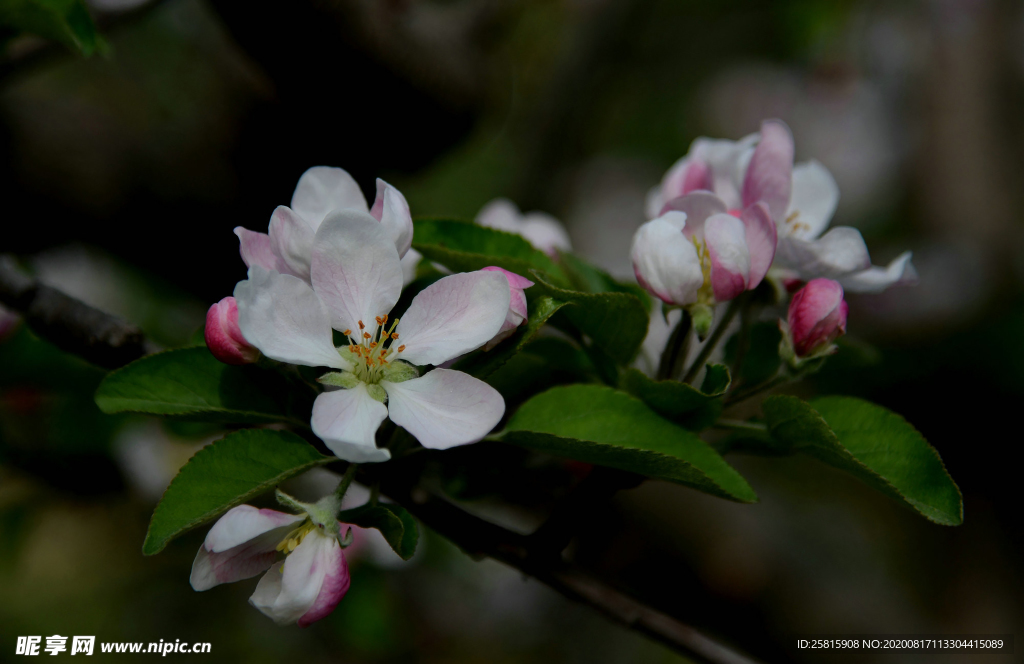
xmin=397 ymin=344 xmax=406 ymax=352
xmin=358 ymin=321 xmax=365 ymax=330
xmin=391 ymin=332 xmax=399 ymax=340
xmin=343 ymin=329 xmax=351 ymax=336
xmin=363 ymin=332 xmax=371 ymax=339
xmin=370 ymin=341 xmax=378 ymax=349
xmin=786 ymin=211 xmax=800 ymax=224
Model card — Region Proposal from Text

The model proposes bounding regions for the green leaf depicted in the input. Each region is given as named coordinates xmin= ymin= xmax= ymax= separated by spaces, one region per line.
xmin=143 ymin=429 xmax=334 ymax=555
xmin=0 ymin=0 xmax=104 ymax=55
xmin=453 ymin=296 xmax=567 ymax=379
xmin=337 ymin=503 xmax=418 ymax=560
xmin=95 ymin=348 xmax=314 ymax=426
xmin=411 ymin=218 xmax=567 ymax=285
xmin=619 ymin=364 xmax=731 ymax=431
xmin=763 ymin=395 xmax=962 ymax=525
xmin=498 ymin=385 xmax=757 ymax=502
xmin=559 ymin=252 xmax=652 ymax=312
xmin=486 ymin=337 xmax=599 ymax=406
xmin=530 ymin=272 xmax=649 ymax=366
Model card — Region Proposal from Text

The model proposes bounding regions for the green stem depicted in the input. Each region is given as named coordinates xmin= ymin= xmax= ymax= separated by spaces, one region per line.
xmin=724 ymin=373 xmax=790 ymax=406
xmin=681 ymin=296 xmax=745 ymax=385
xmin=332 ymin=463 xmax=358 ymax=503
xmin=656 ymin=309 xmax=691 ymax=381
xmin=369 ymin=481 xmax=380 ymax=507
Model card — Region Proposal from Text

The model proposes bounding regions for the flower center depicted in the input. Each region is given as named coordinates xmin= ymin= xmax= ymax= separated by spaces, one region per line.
xmin=784 ymin=210 xmax=810 ymax=235
xmin=691 ymin=236 xmax=714 ymax=304
xmin=276 ymin=520 xmax=316 ymax=554
xmin=340 ymin=315 xmax=406 ymax=384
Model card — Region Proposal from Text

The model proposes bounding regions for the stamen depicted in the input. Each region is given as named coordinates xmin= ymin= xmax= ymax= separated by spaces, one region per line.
xmin=397 ymin=345 xmax=406 ymax=352
xmin=358 ymin=321 xmax=365 ymax=330
xmin=391 ymin=332 xmax=399 ymax=340
xmin=343 ymin=329 xmax=351 ymax=336
xmin=363 ymin=332 xmax=371 ymax=339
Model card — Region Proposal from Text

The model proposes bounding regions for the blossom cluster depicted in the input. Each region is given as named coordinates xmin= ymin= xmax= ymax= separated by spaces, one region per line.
xmin=198 ymin=119 xmax=913 ymax=626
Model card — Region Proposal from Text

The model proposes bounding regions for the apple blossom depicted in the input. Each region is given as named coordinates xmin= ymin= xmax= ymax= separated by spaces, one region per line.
xmin=205 ymin=296 xmax=259 ymax=365
xmin=647 ymin=120 xmax=915 ymax=293
xmin=234 ymin=209 xmax=509 ymax=462
xmin=234 ymin=166 xmax=418 ymax=285
xmin=780 ymin=278 xmax=848 ymax=365
xmin=479 ymin=266 xmax=534 ymax=350
xmin=190 ymin=504 xmax=350 ymax=627
xmin=476 ymin=198 xmax=572 ymax=257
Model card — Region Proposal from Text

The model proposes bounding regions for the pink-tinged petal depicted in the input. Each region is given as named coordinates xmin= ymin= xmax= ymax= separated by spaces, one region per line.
xmin=705 ymin=213 xmax=750 ymax=302
xmin=297 ymin=546 xmax=350 ymax=627
xmin=268 ymin=206 xmax=315 ymax=282
xmin=370 ymin=179 xmax=414 ymax=258
xmin=741 ymin=119 xmax=794 ymax=221
xmin=250 ymin=530 xmax=337 ymax=625
xmin=630 ymin=213 xmax=704 ymax=306
xmin=660 ymin=191 xmax=728 ymax=237
xmin=785 ymin=160 xmax=839 ymax=240
xmin=480 ymin=266 xmax=535 ymax=291
xmin=190 ymin=506 xmax=304 ymax=591
xmin=519 ymin=213 xmax=573 ymax=255
xmin=838 ymin=251 xmax=917 ymax=294
xmin=479 ymin=266 xmax=532 ymax=351
xmin=235 ymin=227 xmax=294 ymax=276
xmin=475 ymin=198 xmax=522 ymax=234
xmin=774 ymin=227 xmax=872 ymax=280
xmin=234 ymin=267 xmax=350 ymax=369
xmin=311 ymin=384 xmax=391 ymax=463
xmin=291 ymin=166 xmax=368 ymax=230
xmin=394 ymin=271 xmax=510 ymax=366
xmin=205 ymin=297 xmax=259 ymax=365
xmin=739 ymin=202 xmax=777 ymax=289
xmin=310 ymin=210 xmax=404 ymax=335
xmin=382 ymin=369 xmax=504 ymax=450
xmin=788 ymin=278 xmax=847 ymax=356
xmin=205 ymin=506 xmax=305 ymax=553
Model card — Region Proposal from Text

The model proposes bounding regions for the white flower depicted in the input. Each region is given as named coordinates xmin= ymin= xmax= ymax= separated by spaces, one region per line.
xmin=190 ymin=505 xmax=350 ymax=627
xmin=234 ymin=166 xmax=420 ymax=285
xmin=647 ymin=121 xmax=916 ymax=293
xmin=476 ymin=198 xmax=572 ymax=257
xmin=234 ymin=210 xmax=509 ymax=462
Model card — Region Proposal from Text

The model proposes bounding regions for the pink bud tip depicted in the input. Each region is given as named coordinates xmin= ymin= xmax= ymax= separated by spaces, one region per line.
xmin=205 ymin=297 xmax=259 ymax=365
xmin=788 ymin=278 xmax=847 ymax=357
xmin=481 ymin=266 xmax=533 ymax=350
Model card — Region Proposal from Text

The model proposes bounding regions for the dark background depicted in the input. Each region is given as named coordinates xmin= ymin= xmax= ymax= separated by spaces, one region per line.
xmin=1 ymin=1 xmax=1022 ymax=662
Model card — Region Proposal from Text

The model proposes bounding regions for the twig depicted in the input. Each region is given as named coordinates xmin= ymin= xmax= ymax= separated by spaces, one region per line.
xmin=362 ymin=459 xmax=762 ymax=664
xmin=656 ymin=309 xmax=691 ymax=381
xmin=0 ymin=254 xmax=154 ymax=368
xmin=4 ymin=270 xmax=761 ymax=664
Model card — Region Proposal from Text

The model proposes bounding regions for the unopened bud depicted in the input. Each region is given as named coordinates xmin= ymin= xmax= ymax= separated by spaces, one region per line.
xmin=205 ymin=296 xmax=260 ymax=365
xmin=781 ymin=278 xmax=847 ymax=364
xmin=480 ymin=266 xmax=534 ymax=350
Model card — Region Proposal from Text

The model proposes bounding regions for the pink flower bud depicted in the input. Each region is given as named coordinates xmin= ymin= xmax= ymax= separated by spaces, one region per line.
xmin=480 ymin=266 xmax=534 ymax=350
xmin=205 ymin=297 xmax=259 ymax=365
xmin=787 ymin=278 xmax=847 ymax=357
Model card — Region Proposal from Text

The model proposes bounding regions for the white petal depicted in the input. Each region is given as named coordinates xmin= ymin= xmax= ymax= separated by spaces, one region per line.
xmin=774 ymin=227 xmax=872 ymax=280
xmin=235 ymin=227 xmax=295 ymax=276
xmin=310 ymin=210 xmax=404 ymax=335
xmin=291 ymin=166 xmax=368 ymax=230
xmin=383 ymin=369 xmax=505 ymax=450
xmin=370 ymin=179 xmax=414 ymax=258
xmin=520 ymin=213 xmax=573 ymax=255
xmin=785 ymin=160 xmax=839 ymax=240
xmin=268 ymin=206 xmax=315 ymax=281
xmin=204 ymin=505 xmax=304 ymax=553
xmin=839 ymin=251 xmax=917 ymax=293
xmin=401 ymin=249 xmax=422 ymax=286
xmin=705 ymin=213 xmax=751 ymax=302
xmin=630 ymin=214 xmax=704 ymax=306
xmin=311 ymin=384 xmax=391 ymax=463
xmin=695 ymin=133 xmax=758 ymax=209
xmin=234 ymin=267 xmax=350 ymax=369
xmin=661 ymin=191 xmax=728 ymax=239
xmin=475 ymin=198 xmax=522 ymax=234
xmin=251 ymin=531 xmax=336 ymax=625
xmin=394 ymin=271 xmax=510 ymax=366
